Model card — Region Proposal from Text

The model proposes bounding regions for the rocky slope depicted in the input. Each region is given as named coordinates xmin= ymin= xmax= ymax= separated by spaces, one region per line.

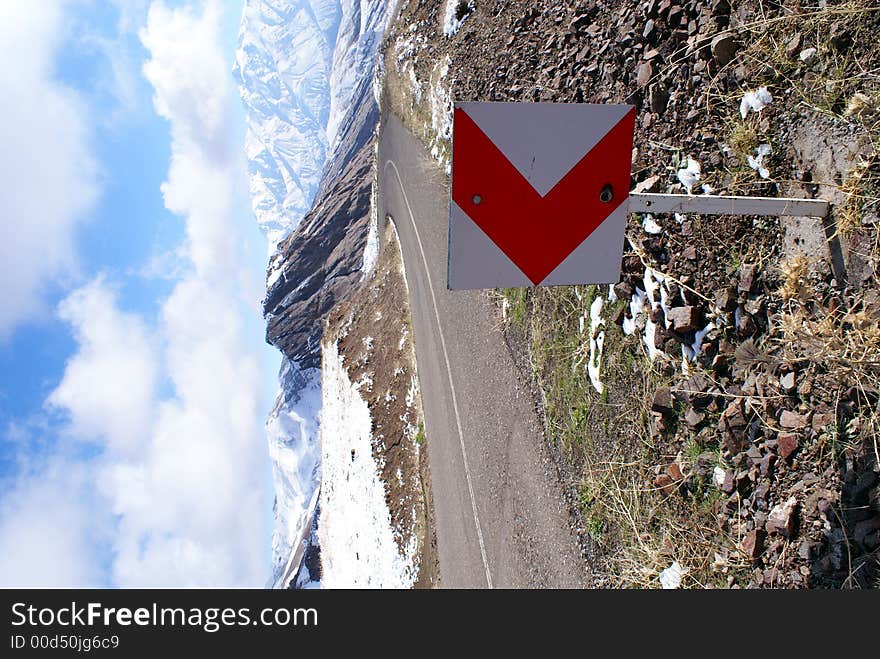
xmin=263 ymin=73 xmax=378 ymax=370
xmin=384 ymin=0 xmax=880 ymax=588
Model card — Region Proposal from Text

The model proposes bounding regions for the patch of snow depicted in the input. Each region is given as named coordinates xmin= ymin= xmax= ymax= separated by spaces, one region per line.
xmin=677 ymin=157 xmax=701 ymax=194
xmin=692 ymin=322 xmax=715 ymax=356
xmin=799 ymin=47 xmax=816 ymax=63
xmin=660 ymin=561 xmax=685 ymax=589
xmin=443 ymin=0 xmax=474 ymax=37
xmin=644 ymin=314 xmax=662 ymax=361
xmin=712 ymin=466 xmax=726 ymax=489
xmin=361 ymin=180 xmax=380 ymax=279
xmin=267 ymin=260 xmax=285 ymax=289
xmin=681 ymin=322 xmax=716 ymax=366
xmin=642 ymin=214 xmax=662 ymax=234
xmin=356 ymin=372 xmax=373 ymax=391
xmin=401 ymin=385 xmax=420 ymax=440
xmin=407 ymin=66 xmax=423 ymax=104
xmin=318 ymin=341 xmax=418 ymax=588
xmin=392 ymin=26 xmax=427 ymax=97
xmin=607 ymin=284 xmax=617 ymax=303
xmin=587 ymin=296 xmax=606 ymax=395
xmin=747 ymin=143 xmax=772 ymax=179
xmin=622 ymin=287 xmax=646 ymax=337
xmin=398 ymin=327 xmax=408 ymax=351
xmin=739 ymin=86 xmax=772 ymax=119
xmin=427 ymin=56 xmax=454 ymax=171
xmin=633 ymin=267 xmax=674 ymax=362
xmin=405 ymin=375 xmax=418 ymax=409
xmin=373 ymin=49 xmax=386 ymax=108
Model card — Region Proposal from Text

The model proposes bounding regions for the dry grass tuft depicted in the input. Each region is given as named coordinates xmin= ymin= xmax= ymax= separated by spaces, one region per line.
xmin=776 ymin=255 xmax=812 ymax=301
xmin=773 ymin=292 xmax=880 ymax=373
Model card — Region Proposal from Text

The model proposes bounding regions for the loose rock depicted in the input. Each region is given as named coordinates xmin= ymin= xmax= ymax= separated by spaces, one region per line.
xmin=666 ymin=305 xmax=701 ymax=333
xmin=779 ymin=410 xmax=808 ymax=430
xmin=652 ymin=387 xmax=675 ymax=416
xmin=710 ymin=32 xmax=739 ymax=65
xmin=742 ymin=529 xmax=765 ymax=560
xmin=738 ymin=264 xmax=758 ymax=293
xmin=766 ymin=497 xmax=798 ymax=537
xmin=779 ymin=372 xmax=796 ymax=392
xmin=719 ymin=399 xmax=748 ymax=454
xmin=777 ymin=432 xmax=799 ymax=461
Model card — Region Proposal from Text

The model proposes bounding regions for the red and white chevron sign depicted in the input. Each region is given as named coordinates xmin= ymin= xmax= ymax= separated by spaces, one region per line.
xmin=448 ymin=102 xmax=636 ymax=289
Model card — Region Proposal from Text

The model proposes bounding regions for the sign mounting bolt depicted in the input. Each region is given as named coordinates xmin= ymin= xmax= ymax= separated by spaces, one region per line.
xmin=472 ymin=194 xmax=482 ymax=205
xmin=599 ymin=184 xmax=614 ymax=203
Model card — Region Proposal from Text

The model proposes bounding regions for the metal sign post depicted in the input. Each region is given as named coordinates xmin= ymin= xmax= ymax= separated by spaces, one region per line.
xmin=629 ymin=193 xmax=829 ymax=218
xmin=447 ymin=101 xmax=830 ymax=289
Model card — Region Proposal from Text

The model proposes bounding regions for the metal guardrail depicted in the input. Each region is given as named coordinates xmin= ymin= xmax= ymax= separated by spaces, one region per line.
xmin=273 ymin=486 xmax=321 ymax=589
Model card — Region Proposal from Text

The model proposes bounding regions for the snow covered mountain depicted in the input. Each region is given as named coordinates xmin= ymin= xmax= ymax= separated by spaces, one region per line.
xmin=235 ymin=0 xmax=391 ymax=587
xmin=235 ymin=0 xmax=390 ymax=252
xmin=234 ymin=0 xmax=338 ymax=252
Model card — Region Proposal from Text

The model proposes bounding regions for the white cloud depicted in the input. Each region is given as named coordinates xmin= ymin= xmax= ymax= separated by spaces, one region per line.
xmin=0 ymin=0 xmax=271 ymax=588
xmin=98 ymin=0 xmax=268 ymax=587
xmin=46 ymin=279 xmax=157 ymax=454
xmin=0 ymin=457 xmax=111 ymax=587
xmin=0 ymin=0 xmax=99 ymax=338
xmin=140 ymin=1 xmax=230 ymax=156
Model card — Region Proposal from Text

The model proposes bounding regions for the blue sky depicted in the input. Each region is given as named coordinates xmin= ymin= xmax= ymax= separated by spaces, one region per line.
xmin=0 ymin=0 xmax=279 ymax=586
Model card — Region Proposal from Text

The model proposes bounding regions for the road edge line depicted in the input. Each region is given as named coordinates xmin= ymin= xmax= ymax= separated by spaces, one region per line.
xmin=384 ymin=158 xmax=494 ymax=589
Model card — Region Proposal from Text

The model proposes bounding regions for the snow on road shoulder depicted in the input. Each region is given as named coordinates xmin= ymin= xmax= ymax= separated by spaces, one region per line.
xmin=443 ymin=1 xmax=474 ymax=37
xmin=587 ymin=296 xmax=606 ymax=395
xmin=361 ymin=179 xmax=380 ymax=279
xmin=621 ymin=266 xmax=674 ymax=363
xmin=428 ymin=56 xmax=453 ymax=172
xmin=317 ymin=341 xmax=417 ymax=588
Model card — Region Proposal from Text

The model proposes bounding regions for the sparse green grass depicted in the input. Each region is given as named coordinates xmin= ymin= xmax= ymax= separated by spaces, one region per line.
xmin=727 ymin=121 xmax=759 ymax=161
xmin=501 ymin=287 xmax=529 ymax=328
